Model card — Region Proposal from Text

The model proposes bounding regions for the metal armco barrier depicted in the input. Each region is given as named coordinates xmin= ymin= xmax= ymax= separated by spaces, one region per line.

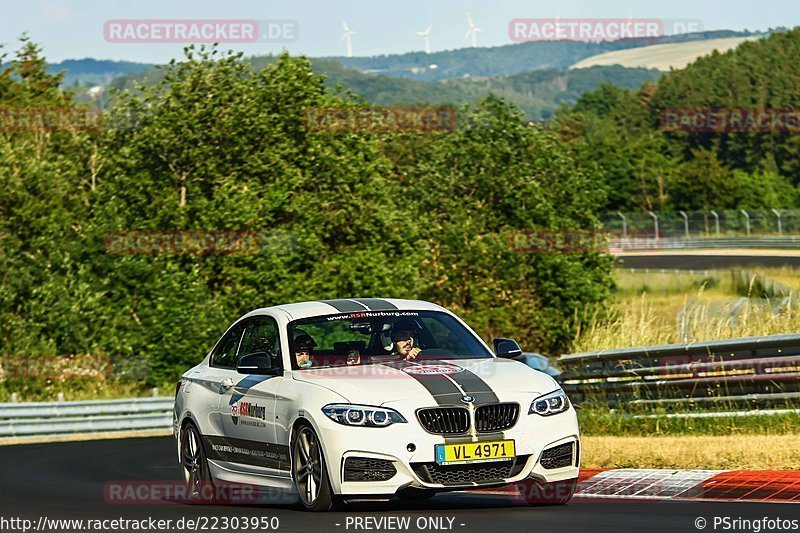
xmin=611 ymin=235 xmax=800 ymax=251
xmin=0 ymin=397 xmax=173 ymax=437
xmin=5 ymin=333 xmax=800 ymax=438
xmin=557 ymin=333 xmax=800 ymax=408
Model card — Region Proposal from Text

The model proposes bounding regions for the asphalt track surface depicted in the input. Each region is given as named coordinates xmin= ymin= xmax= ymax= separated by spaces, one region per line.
xmin=1 ymin=437 xmax=798 ymax=533
xmin=615 ymin=253 xmax=800 ymax=269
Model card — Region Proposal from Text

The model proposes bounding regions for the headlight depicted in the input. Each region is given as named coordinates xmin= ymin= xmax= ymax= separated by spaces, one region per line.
xmin=529 ymin=389 xmax=569 ymax=416
xmin=322 ymin=404 xmax=407 ymax=427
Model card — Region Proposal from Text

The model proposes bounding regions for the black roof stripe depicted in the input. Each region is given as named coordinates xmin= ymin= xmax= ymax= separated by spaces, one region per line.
xmin=353 ymin=298 xmax=399 ymax=311
xmin=319 ymin=299 xmax=369 ymax=312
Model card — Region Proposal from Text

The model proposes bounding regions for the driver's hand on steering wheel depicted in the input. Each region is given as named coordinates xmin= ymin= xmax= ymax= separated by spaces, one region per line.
xmin=405 ymin=347 xmax=422 ymax=361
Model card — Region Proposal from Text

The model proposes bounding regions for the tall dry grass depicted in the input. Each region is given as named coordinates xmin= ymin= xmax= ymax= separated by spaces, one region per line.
xmin=573 ymin=269 xmax=800 ymax=352
xmin=753 ymin=266 xmax=800 ymax=291
xmin=570 ymin=268 xmax=800 ymax=464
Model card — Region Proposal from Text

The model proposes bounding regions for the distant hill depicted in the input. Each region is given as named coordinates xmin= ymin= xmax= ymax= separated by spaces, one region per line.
xmin=49 ymin=29 xmax=756 ymax=90
xmin=570 ymin=36 xmax=759 ymax=71
xmin=55 ymin=30 xmax=765 ymax=121
xmin=466 ymin=66 xmax=662 ymax=119
xmin=557 ymin=27 xmax=800 ymax=211
xmin=329 ymin=30 xmax=758 ymax=81
xmin=49 ymin=58 xmax=154 ymax=87
xmin=102 ymin=56 xmax=660 ymax=121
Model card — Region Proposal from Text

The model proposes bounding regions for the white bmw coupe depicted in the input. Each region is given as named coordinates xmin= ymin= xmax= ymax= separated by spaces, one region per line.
xmin=174 ymin=298 xmax=580 ymax=511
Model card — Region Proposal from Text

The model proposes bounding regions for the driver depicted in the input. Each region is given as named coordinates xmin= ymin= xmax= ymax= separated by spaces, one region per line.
xmin=390 ymin=319 xmax=422 ymax=361
xmin=293 ymin=329 xmax=317 ymax=368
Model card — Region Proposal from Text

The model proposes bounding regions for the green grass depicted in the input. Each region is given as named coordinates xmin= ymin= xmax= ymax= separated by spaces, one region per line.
xmin=0 ymin=379 xmax=174 ymax=403
xmin=613 ymin=269 xmax=727 ymax=296
xmin=577 ymin=404 xmax=800 ymax=437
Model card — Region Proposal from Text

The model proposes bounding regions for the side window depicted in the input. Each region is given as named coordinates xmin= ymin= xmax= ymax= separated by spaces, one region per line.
xmin=239 ymin=316 xmax=282 ymax=370
xmin=211 ymin=324 xmax=244 ymax=369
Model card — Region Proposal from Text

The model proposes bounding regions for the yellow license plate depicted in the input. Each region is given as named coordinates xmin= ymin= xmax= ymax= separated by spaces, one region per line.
xmin=435 ymin=440 xmax=515 ymax=464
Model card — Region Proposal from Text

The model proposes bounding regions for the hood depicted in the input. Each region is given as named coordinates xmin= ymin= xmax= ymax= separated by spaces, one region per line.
xmin=291 ymin=357 xmax=559 ymax=406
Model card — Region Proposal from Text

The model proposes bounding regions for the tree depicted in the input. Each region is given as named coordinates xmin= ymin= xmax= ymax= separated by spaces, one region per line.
xmin=1 ymin=42 xmax=616 ymax=387
xmin=666 ymin=149 xmax=733 ymax=210
xmin=387 ymin=96 xmax=614 ymax=354
xmin=94 ymin=48 xmax=427 ymax=381
xmin=730 ymin=170 xmax=799 ymax=209
xmin=0 ymin=37 xmax=102 ymax=366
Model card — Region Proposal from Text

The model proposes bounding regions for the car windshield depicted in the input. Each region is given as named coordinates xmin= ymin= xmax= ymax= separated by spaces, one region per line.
xmin=288 ymin=310 xmax=493 ymax=370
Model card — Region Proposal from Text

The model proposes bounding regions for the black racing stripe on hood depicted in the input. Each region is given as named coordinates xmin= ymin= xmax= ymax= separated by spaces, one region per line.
xmin=352 ymin=298 xmax=398 ymax=310
xmin=319 ymin=299 xmax=368 ymax=312
xmin=382 ymin=361 xmax=462 ymax=406
xmin=446 ymin=367 xmax=500 ymax=406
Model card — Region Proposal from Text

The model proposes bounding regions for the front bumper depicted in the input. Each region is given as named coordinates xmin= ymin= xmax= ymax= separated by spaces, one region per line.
xmin=314 ymin=403 xmax=580 ymax=496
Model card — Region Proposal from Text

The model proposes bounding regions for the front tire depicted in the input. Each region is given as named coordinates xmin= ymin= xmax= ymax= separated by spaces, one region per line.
xmin=292 ymin=424 xmax=335 ymax=511
xmin=180 ymin=423 xmax=214 ymax=504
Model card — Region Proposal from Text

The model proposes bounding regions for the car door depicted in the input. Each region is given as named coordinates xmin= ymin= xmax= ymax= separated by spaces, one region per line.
xmin=215 ymin=315 xmax=289 ymax=478
xmin=188 ymin=322 xmax=245 ymax=436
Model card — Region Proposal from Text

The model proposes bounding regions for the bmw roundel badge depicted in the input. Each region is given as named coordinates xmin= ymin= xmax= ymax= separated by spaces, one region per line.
xmin=461 ymin=395 xmax=475 ymax=404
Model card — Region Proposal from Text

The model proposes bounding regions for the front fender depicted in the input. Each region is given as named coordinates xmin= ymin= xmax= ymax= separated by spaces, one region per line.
xmin=280 ymin=376 xmax=349 ymax=487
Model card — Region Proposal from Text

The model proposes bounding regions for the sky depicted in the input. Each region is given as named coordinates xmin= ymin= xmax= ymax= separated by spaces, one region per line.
xmin=0 ymin=0 xmax=796 ymax=64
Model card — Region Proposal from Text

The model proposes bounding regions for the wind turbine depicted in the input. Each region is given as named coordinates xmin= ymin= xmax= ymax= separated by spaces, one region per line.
xmin=416 ymin=25 xmax=433 ymax=54
xmin=464 ymin=13 xmax=484 ymax=48
xmin=554 ymin=10 xmax=561 ymax=40
xmin=622 ymin=13 xmax=633 ymax=40
xmin=340 ymin=18 xmax=356 ymax=57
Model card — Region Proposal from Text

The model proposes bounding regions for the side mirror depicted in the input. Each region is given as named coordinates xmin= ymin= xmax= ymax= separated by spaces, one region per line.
xmin=237 ymin=352 xmax=282 ymax=376
xmin=493 ymin=338 xmax=523 ymax=359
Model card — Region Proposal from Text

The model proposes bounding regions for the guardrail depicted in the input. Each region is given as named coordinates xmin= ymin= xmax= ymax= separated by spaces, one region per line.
xmin=4 ymin=334 xmax=800 ymax=436
xmin=557 ymin=333 xmax=800 ymax=409
xmin=611 ymin=236 xmax=800 ymax=251
xmin=0 ymin=397 xmax=173 ymax=437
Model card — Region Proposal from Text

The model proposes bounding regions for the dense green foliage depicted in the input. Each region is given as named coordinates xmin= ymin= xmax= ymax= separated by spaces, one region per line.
xmin=554 ymin=28 xmax=800 ymax=211
xmin=7 ymin=26 xmax=799 ymax=393
xmin=381 ymin=96 xmax=613 ymax=349
xmin=0 ymin=42 xmax=613 ymax=387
